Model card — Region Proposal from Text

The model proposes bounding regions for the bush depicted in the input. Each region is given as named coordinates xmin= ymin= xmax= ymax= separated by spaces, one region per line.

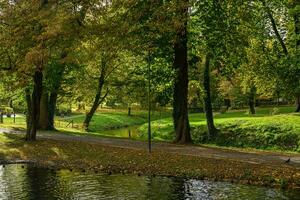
xmin=192 ymin=120 xmax=300 ymax=151
xmin=56 ymin=104 xmax=72 ymax=116
xmin=0 ymin=106 xmax=14 ymax=117
xmin=270 ymin=107 xmax=280 ymax=115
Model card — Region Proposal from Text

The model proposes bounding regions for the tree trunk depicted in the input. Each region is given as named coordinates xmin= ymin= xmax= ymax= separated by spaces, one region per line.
xmin=203 ymin=55 xmax=218 ymax=139
xmin=38 ymin=92 xmax=49 ymax=130
xmin=262 ymin=0 xmax=288 ymax=56
xmin=8 ymin=99 xmax=13 ymax=108
xmin=224 ymin=99 xmax=231 ymax=110
xmin=248 ymin=86 xmax=256 ymax=115
xmin=83 ymin=68 xmax=107 ymax=131
xmin=128 ymin=107 xmax=131 ymax=116
xmin=48 ymin=92 xmax=58 ymax=130
xmin=172 ymin=0 xmax=191 ymax=144
xmin=26 ymin=70 xmax=43 ymax=141
xmin=296 ymin=96 xmax=300 ymax=112
xmin=294 ymin=10 xmax=300 ymax=112
xmin=25 ymin=89 xmax=32 ymax=139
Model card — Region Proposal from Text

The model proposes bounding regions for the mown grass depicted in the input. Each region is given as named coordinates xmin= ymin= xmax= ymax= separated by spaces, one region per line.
xmin=0 ymin=133 xmax=299 ymax=189
xmin=0 ymin=110 xmax=171 ymax=133
xmin=138 ymin=106 xmax=300 ymax=152
xmin=59 ymin=110 xmax=171 ymax=132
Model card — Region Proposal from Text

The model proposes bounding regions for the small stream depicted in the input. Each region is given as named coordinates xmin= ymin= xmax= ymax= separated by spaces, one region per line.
xmin=99 ymin=126 xmax=140 ymax=138
xmin=0 ymin=164 xmax=299 ymax=200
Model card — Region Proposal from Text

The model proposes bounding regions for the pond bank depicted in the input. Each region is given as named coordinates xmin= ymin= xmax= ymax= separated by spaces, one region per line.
xmin=0 ymin=131 xmax=300 ymax=190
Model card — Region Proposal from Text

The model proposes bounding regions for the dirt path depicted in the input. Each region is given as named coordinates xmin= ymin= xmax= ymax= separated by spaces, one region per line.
xmin=1 ymin=127 xmax=300 ymax=169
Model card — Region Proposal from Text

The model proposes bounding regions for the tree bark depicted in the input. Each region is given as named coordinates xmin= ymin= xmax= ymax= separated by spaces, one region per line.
xmin=83 ymin=68 xmax=108 ymax=130
xmin=128 ymin=107 xmax=131 ymax=116
xmin=38 ymin=92 xmax=49 ymax=130
xmin=48 ymin=92 xmax=58 ymax=130
xmin=248 ymin=86 xmax=256 ymax=115
xmin=261 ymin=0 xmax=288 ymax=56
xmin=25 ymin=89 xmax=32 ymax=138
xmin=26 ymin=69 xmax=43 ymax=141
xmin=296 ymin=96 xmax=300 ymax=112
xmin=172 ymin=0 xmax=191 ymax=144
xmin=203 ymin=55 xmax=218 ymax=138
xmin=294 ymin=8 xmax=300 ymax=112
xmin=8 ymin=99 xmax=13 ymax=108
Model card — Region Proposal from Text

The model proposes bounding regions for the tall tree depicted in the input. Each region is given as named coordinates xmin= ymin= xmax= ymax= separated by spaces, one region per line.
xmin=172 ymin=0 xmax=191 ymax=143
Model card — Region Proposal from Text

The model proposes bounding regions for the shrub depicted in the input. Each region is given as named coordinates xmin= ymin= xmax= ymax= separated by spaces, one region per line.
xmin=192 ymin=120 xmax=300 ymax=151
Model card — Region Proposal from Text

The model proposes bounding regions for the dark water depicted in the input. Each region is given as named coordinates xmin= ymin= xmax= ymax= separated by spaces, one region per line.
xmin=100 ymin=126 xmax=139 ymax=138
xmin=0 ymin=165 xmax=299 ymax=200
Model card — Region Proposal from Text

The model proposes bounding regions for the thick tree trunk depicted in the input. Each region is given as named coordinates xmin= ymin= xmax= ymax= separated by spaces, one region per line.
xmin=172 ymin=0 xmax=191 ymax=144
xmin=83 ymin=68 xmax=107 ymax=130
xmin=48 ymin=92 xmax=58 ymax=130
xmin=38 ymin=92 xmax=49 ymax=130
xmin=203 ymin=55 xmax=218 ymax=139
xmin=26 ymin=70 xmax=43 ymax=141
xmin=248 ymin=87 xmax=256 ymax=115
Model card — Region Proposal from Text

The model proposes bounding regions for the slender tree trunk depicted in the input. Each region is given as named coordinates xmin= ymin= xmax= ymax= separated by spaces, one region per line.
xmin=25 ymin=89 xmax=32 ymax=139
xmin=48 ymin=92 xmax=58 ymax=130
xmin=8 ymin=99 xmax=13 ymax=108
xmin=128 ymin=107 xmax=131 ymax=116
xmin=294 ymin=10 xmax=300 ymax=112
xmin=249 ymin=98 xmax=256 ymax=114
xmin=38 ymin=92 xmax=49 ymax=130
xmin=172 ymin=0 xmax=191 ymax=144
xmin=26 ymin=69 xmax=43 ymax=141
xmin=203 ymin=55 xmax=218 ymax=138
xmin=224 ymin=99 xmax=231 ymax=110
xmin=296 ymin=96 xmax=300 ymax=112
xmin=262 ymin=0 xmax=288 ymax=56
xmin=83 ymin=68 xmax=108 ymax=130
xmin=248 ymin=86 xmax=256 ymax=115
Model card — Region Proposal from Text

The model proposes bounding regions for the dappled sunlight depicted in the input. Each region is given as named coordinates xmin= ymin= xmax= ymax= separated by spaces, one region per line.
xmin=50 ymin=147 xmax=69 ymax=160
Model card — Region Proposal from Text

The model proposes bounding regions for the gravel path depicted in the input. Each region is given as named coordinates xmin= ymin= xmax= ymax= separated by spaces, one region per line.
xmin=1 ymin=127 xmax=300 ymax=169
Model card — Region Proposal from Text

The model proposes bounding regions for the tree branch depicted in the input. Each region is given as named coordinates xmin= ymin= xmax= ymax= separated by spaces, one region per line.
xmin=261 ymin=0 xmax=288 ymax=56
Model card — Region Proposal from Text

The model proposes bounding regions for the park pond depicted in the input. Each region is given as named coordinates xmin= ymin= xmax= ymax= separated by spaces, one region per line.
xmin=0 ymin=164 xmax=299 ymax=200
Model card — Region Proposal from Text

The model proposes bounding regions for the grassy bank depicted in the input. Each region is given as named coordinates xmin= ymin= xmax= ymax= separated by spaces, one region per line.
xmin=0 ymin=110 xmax=171 ymax=133
xmin=60 ymin=110 xmax=170 ymax=132
xmin=139 ymin=107 xmax=300 ymax=152
xmin=0 ymin=133 xmax=299 ymax=189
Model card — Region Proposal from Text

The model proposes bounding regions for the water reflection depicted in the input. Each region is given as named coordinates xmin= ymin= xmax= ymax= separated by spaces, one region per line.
xmin=100 ymin=126 xmax=139 ymax=138
xmin=0 ymin=164 xmax=299 ymax=200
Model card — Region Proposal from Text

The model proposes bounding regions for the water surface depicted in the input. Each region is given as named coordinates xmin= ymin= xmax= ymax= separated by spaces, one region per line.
xmin=0 ymin=164 xmax=299 ymax=200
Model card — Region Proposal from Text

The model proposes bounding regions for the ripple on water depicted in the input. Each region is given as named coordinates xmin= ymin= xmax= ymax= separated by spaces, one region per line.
xmin=0 ymin=164 xmax=299 ymax=200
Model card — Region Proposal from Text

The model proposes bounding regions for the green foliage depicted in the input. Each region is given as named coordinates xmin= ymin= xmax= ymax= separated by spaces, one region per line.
xmin=0 ymin=106 xmax=13 ymax=115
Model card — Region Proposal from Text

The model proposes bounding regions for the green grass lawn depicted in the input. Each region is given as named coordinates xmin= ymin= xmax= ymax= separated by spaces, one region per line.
xmin=138 ymin=106 xmax=300 ymax=152
xmin=1 ymin=106 xmax=299 ymax=152
xmin=59 ymin=110 xmax=171 ymax=132
xmin=0 ymin=110 xmax=171 ymax=134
